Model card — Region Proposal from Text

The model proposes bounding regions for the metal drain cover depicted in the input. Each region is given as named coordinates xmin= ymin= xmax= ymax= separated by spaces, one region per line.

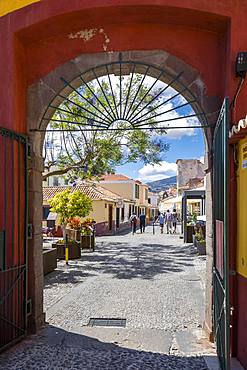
xmin=88 ymin=318 xmax=126 ymax=327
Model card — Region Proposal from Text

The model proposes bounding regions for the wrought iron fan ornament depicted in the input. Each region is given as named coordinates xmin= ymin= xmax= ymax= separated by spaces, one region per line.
xmin=41 ymin=60 xmax=209 ymax=173
xmin=40 ymin=60 xmax=207 ymax=132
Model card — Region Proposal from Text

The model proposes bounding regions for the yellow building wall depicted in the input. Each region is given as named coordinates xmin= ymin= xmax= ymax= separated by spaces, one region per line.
xmin=237 ymin=137 xmax=247 ymax=279
xmin=100 ymin=182 xmax=134 ymax=200
xmin=87 ymin=200 xmax=116 ymax=224
xmin=0 ymin=0 xmax=40 ymax=17
xmin=138 ymin=184 xmax=149 ymax=206
xmin=44 ymin=199 xmax=116 ymax=226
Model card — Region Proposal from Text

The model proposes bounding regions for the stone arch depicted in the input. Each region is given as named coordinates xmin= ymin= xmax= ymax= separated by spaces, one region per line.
xmin=27 ymin=49 xmax=216 ymax=334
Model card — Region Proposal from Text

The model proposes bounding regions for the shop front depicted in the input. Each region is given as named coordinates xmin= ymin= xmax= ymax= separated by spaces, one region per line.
xmin=230 ymin=120 xmax=247 ymax=370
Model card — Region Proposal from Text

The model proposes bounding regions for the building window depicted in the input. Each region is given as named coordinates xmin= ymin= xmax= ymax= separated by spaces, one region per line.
xmin=129 ymin=204 xmax=132 ymax=218
xmin=148 ymin=198 xmax=151 ymax=204
xmin=43 ymin=206 xmax=50 ymax=220
xmin=53 ymin=177 xmax=59 ymax=186
xmin=145 ymin=188 xmax=148 ymax=200
xmin=135 ymin=184 xmax=140 ymax=199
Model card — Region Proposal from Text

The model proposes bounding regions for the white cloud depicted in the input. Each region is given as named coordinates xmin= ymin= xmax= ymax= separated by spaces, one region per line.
xmin=199 ymin=155 xmax=205 ymax=164
xmin=154 ymin=100 xmax=200 ymax=140
xmin=138 ymin=161 xmax=177 ymax=182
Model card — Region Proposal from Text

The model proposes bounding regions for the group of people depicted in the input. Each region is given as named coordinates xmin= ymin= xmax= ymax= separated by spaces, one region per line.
xmin=129 ymin=209 xmax=178 ymax=235
xmin=156 ymin=209 xmax=178 ymax=234
xmin=129 ymin=212 xmax=146 ymax=234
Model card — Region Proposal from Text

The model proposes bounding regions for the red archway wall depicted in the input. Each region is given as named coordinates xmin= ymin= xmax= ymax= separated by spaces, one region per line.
xmin=1 ymin=0 xmax=247 ymax=366
xmin=0 ymin=0 xmax=238 ymax=132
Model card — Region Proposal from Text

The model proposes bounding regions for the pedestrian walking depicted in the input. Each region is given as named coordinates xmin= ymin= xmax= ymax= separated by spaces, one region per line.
xmin=172 ymin=208 xmax=178 ymax=234
xmin=139 ymin=212 xmax=146 ymax=233
xmin=165 ymin=210 xmax=173 ymax=234
xmin=129 ymin=212 xmax=138 ymax=234
xmin=156 ymin=213 xmax=164 ymax=234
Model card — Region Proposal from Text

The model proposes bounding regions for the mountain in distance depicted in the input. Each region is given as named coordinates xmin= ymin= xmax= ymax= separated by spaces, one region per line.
xmin=147 ymin=176 xmax=177 ymax=192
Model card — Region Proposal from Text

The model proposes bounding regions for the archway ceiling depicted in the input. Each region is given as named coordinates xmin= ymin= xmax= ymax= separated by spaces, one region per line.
xmin=16 ymin=3 xmax=229 ymax=43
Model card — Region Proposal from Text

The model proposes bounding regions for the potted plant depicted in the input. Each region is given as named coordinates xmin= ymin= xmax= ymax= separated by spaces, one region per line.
xmin=194 ymin=232 xmax=206 ymax=255
xmin=52 ymin=238 xmax=81 ymax=259
xmin=49 ymin=189 xmax=93 ymax=238
xmin=66 ymin=216 xmax=82 ymax=241
xmin=185 ymin=213 xmax=197 ymax=243
xmin=81 ymin=218 xmax=95 ymax=250
xmin=49 ymin=189 xmax=93 ymax=259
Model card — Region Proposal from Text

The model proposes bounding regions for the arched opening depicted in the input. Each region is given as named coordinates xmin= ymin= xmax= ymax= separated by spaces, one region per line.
xmin=39 ymin=59 xmax=209 ymax=181
xmin=26 ymin=52 xmax=216 ymax=364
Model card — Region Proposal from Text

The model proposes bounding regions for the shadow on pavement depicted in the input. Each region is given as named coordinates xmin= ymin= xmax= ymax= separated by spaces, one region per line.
xmin=0 ymin=325 xmax=208 ymax=370
xmin=44 ymin=238 xmax=198 ymax=284
xmin=91 ymin=242 xmax=195 ymax=280
xmin=44 ymin=266 xmax=96 ymax=289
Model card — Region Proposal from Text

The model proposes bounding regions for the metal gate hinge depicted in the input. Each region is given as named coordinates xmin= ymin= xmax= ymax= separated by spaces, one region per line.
xmin=27 ymin=224 xmax=33 ymax=239
xmin=27 ymin=143 xmax=31 ymax=159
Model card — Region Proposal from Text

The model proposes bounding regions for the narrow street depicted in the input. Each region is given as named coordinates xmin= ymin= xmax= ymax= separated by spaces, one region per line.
xmin=0 ymin=226 xmax=215 ymax=369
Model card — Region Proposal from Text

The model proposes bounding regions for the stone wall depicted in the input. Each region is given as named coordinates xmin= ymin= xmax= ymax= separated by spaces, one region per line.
xmin=176 ymin=159 xmax=205 ymax=195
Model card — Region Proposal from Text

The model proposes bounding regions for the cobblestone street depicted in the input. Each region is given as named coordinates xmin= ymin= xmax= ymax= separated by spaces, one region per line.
xmin=0 ymin=226 xmax=215 ymax=369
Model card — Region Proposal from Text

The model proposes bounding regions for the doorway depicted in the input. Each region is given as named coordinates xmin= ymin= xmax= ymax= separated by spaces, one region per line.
xmin=116 ymin=208 xmax=120 ymax=229
xmin=108 ymin=205 xmax=113 ymax=231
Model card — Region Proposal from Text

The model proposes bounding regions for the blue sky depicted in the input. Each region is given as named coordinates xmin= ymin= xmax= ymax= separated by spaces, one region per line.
xmin=115 ymin=98 xmax=206 ymax=182
xmin=112 ymin=78 xmax=206 ymax=182
xmin=116 ymin=127 xmax=205 ymax=182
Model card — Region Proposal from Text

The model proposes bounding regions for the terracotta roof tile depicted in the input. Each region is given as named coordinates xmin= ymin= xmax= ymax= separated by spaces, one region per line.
xmin=43 ymin=184 xmax=122 ymax=205
xmin=100 ymin=174 xmax=148 ymax=187
xmin=100 ymin=174 xmax=132 ymax=181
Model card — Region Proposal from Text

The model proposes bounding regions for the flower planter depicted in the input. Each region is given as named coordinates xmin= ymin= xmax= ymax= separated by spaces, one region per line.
xmin=65 ymin=228 xmax=81 ymax=241
xmin=185 ymin=225 xmax=195 ymax=243
xmin=80 ymin=235 xmax=95 ymax=250
xmin=43 ymin=248 xmax=57 ymax=275
xmin=195 ymin=239 xmax=206 ymax=255
xmin=52 ymin=242 xmax=81 ymax=259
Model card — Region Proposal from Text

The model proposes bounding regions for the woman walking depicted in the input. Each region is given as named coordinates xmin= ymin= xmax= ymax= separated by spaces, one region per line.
xmin=165 ymin=210 xmax=173 ymax=234
xmin=156 ymin=213 xmax=164 ymax=234
xmin=129 ymin=212 xmax=138 ymax=234
xmin=172 ymin=208 xmax=178 ymax=234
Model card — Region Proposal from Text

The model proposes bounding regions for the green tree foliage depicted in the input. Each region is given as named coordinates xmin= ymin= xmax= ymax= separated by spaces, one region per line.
xmin=49 ymin=189 xmax=92 ymax=224
xmin=43 ymin=74 xmax=170 ymax=180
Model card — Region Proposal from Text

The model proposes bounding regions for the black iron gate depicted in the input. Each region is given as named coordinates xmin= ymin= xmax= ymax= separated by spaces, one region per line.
xmin=0 ymin=127 xmax=28 ymax=351
xmin=213 ymin=98 xmax=230 ymax=370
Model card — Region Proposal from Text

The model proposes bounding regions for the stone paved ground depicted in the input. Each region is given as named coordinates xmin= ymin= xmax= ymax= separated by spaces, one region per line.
xmin=0 ymin=226 xmax=215 ymax=369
